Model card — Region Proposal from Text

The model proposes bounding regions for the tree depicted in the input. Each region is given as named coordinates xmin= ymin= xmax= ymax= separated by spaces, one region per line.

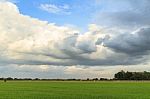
xmin=114 ymin=70 xmax=150 ymax=80
xmin=93 ymin=78 xmax=98 ymax=81
xmin=114 ymin=70 xmax=126 ymax=80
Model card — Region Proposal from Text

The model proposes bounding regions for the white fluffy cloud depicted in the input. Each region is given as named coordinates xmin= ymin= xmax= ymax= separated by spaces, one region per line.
xmin=0 ymin=1 xmax=150 ymax=67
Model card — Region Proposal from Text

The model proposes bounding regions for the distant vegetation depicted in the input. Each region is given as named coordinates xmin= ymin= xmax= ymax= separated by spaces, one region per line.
xmin=0 ymin=77 xmax=109 ymax=81
xmin=114 ymin=70 xmax=150 ymax=80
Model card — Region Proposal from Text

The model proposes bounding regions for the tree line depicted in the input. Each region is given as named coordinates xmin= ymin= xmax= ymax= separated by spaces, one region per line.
xmin=114 ymin=70 xmax=150 ymax=80
xmin=0 ymin=77 xmax=109 ymax=81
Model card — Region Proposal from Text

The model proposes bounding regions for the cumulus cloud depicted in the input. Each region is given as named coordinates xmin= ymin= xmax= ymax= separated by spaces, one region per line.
xmin=0 ymin=1 xmax=150 ymax=69
xmin=104 ymin=27 xmax=150 ymax=55
xmin=39 ymin=3 xmax=71 ymax=15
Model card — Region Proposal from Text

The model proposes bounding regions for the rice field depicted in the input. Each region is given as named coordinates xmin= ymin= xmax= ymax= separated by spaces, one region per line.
xmin=0 ymin=81 xmax=150 ymax=99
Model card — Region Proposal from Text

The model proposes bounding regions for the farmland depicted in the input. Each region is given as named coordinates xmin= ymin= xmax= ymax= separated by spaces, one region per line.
xmin=0 ymin=81 xmax=150 ymax=99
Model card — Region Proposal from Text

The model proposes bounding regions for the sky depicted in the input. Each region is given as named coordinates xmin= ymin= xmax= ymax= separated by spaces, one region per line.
xmin=0 ymin=0 xmax=150 ymax=79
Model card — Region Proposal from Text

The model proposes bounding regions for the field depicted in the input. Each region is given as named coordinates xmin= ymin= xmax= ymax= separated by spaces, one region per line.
xmin=0 ymin=81 xmax=150 ymax=99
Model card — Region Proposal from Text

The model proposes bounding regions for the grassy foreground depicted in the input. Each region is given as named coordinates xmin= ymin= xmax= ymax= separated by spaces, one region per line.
xmin=0 ymin=81 xmax=150 ymax=99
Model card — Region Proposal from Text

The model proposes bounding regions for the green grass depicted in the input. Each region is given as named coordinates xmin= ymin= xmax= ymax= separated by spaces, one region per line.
xmin=0 ymin=81 xmax=150 ymax=99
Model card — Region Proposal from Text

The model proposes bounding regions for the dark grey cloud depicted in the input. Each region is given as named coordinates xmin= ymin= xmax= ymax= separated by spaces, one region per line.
xmin=104 ymin=27 xmax=150 ymax=56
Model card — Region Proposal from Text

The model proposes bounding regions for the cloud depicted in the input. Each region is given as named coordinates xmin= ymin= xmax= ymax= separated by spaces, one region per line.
xmin=104 ymin=27 xmax=150 ymax=55
xmin=94 ymin=0 xmax=150 ymax=28
xmin=0 ymin=1 xmax=150 ymax=68
xmin=39 ymin=3 xmax=71 ymax=15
